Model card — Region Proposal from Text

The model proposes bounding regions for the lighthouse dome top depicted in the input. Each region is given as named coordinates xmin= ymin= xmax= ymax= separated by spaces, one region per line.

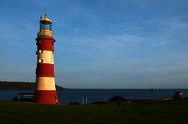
xmin=40 ymin=14 xmax=52 ymax=23
xmin=36 ymin=14 xmax=54 ymax=40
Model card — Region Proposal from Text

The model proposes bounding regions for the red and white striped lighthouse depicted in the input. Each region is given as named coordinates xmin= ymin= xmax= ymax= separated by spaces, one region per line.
xmin=34 ymin=14 xmax=58 ymax=104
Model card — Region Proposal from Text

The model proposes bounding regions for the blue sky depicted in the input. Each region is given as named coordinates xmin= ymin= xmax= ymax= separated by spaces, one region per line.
xmin=0 ymin=0 xmax=188 ymax=88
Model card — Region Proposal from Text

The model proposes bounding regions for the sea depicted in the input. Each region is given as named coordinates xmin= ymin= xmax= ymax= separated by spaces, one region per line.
xmin=0 ymin=89 xmax=188 ymax=104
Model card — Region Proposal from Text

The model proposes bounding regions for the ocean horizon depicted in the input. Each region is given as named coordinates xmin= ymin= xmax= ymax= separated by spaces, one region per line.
xmin=0 ymin=89 xmax=188 ymax=104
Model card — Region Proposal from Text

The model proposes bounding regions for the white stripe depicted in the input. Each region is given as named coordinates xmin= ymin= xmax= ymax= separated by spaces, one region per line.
xmin=36 ymin=77 xmax=56 ymax=90
xmin=37 ymin=50 xmax=54 ymax=64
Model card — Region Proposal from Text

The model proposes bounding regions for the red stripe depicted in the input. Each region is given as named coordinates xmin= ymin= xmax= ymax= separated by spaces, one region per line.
xmin=36 ymin=63 xmax=54 ymax=77
xmin=34 ymin=90 xmax=59 ymax=104
xmin=36 ymin=39 xmax=54 ymax=51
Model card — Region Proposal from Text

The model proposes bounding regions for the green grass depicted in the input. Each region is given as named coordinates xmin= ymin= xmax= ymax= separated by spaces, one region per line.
xmin=0 ymin=100 xmax=188 ymax=124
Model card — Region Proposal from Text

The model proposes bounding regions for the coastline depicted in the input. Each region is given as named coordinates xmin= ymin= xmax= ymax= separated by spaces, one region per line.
xmin=0 ymin=81 xmax=64 ymax=90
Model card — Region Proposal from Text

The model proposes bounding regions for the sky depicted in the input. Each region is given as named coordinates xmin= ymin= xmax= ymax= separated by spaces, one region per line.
xmin=0 ymin=0 xmax=188 ymax=88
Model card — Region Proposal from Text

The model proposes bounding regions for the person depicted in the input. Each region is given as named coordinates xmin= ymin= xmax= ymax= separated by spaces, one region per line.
xmin=55 ymin=96 xmax=58 ymax=104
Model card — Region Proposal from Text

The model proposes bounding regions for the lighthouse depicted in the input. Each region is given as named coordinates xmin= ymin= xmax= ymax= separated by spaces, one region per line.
xmin=34 ymin=14 xmax=58 ymax=104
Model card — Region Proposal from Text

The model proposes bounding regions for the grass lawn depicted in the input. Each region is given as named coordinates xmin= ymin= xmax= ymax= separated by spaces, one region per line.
xmin=0 ymin=100 xmax=188 ymax=124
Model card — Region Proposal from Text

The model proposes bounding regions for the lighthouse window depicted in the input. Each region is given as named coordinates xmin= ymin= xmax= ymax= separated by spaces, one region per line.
xmin=38 ymin=59 xmax=43 ymax=63
xmin=41 ymin=23 xmax=52 ymax=30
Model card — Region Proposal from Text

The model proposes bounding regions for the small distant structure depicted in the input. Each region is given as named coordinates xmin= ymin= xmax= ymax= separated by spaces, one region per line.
xmin=82 ymin=96 xmax=88 ymax=105
xmin=173 ymin=91 xmax=184 ymax=100
xmin=12 ymin=92 xmax=33 ymax=102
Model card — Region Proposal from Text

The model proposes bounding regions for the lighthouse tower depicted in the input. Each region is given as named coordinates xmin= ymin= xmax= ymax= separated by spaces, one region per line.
xmin=34 ymin=14 xmax=58 ymax=104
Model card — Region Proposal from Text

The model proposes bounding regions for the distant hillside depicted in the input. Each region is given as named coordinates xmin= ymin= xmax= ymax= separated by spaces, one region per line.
xmin=0 ymin=81 xmax=64 ymax=90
